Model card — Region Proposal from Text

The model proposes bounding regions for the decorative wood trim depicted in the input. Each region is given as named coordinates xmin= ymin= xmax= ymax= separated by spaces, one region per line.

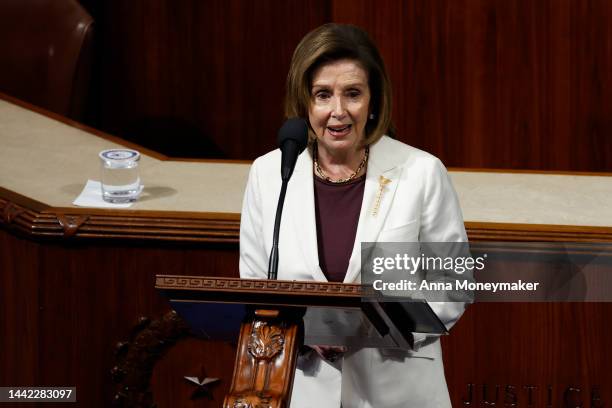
xmin=0 ymin=187 xmax=49 ymax=212
xmin=57 ymin=213 xmax=89 ymax=237
xmin=2 ymin=200 xmax=24 ymax=224
xmin=465 ymin=222 xmax=612 ymax=242
xmin=468 ymin=241 xmax=612 ymax=258
xmin=111 ymin=311 xmax=191 ymax=407
xmin=0 ymin=197 xmax=240 ymax=243
xmin=1 ymin=194 xmax=612 ymax=243
xmin=156 ymin=276 xmax=364 ymax=297
xmin=156 ymin=277 xmax=372 ymax=310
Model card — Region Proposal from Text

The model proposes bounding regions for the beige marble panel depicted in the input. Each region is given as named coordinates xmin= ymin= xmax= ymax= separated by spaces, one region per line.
xmin=451 ymin=171 xmax=612 ymax=227
xmin=1 ymin=99 xmax=611 ymax=226
xmin=0 ymin=99 xmax=250 ymax=213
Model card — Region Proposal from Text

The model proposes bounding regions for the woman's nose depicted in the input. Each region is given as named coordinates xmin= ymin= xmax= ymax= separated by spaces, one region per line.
xmin=330 ymin=97 xmax=346 ymax=119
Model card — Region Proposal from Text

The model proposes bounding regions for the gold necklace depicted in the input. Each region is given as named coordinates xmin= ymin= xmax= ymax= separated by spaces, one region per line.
xmin=314 ymin=143 xmax=369 ymax=184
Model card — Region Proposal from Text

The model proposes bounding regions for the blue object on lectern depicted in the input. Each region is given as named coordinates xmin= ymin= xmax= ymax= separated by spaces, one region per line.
xmin=170 ymin=301 xmax=245 ymax=341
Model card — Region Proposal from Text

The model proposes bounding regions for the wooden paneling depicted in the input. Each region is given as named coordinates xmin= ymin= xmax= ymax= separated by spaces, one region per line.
xmin=151 ymin=338 xmax=236 ymax=407
xmin=332 ymin=0 xmax=612 ymax=171
xmin=78 ymin=0 xmax=611 ymax=171
xmin=3 ymin=223 xmax=612 ymax=405
xmin=0 ymin=229 xmax=239 ymax=407
xmin=80 ymin=0 xmax=330 ymax=159
xmin=3 ymin=180 xmax=612 ymax=405
xmin=0 ymin=232 xmax=39 ymax=388
xmin=443 ymin=303 xmax=612 ymax=406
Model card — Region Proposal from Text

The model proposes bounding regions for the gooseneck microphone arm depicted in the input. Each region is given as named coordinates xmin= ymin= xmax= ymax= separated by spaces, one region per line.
xmin=267 ymin=178 xmax=288 ymax=280
xmin=267 ymin=118 xmax=308 ymax=280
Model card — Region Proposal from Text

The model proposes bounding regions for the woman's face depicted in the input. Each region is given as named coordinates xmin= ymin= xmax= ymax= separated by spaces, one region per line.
xmin=308 ymin=59 xmax=371 ymax=156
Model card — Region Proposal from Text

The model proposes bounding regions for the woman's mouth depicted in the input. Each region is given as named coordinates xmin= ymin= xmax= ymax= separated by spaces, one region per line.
xmin=327 ymin=124 xmax=352 ymax=137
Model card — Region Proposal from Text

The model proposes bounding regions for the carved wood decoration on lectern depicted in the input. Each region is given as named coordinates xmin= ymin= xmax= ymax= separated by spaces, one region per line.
xmin=224 ymin=309 xmax=304 ymax=408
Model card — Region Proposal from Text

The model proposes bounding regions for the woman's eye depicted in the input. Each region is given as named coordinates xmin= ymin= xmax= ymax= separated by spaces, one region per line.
xmin=347 ymin=90 xmax=361 ymax=98
xmin=315 ymin=91 xmax=330 ymax=100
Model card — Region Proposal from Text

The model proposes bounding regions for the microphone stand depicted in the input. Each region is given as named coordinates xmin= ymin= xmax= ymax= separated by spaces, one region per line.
xmin=267 ymin=178 xmax=288 ymax=280
xmin=266 ymin=118 xmax=307 ymax=280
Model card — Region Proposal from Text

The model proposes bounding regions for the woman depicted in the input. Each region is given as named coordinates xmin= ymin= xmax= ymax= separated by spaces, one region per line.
xmin=240 ymin=23 xmax=469 ymax=408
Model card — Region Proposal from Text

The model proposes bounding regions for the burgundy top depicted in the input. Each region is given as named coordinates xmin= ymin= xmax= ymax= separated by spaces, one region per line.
xmin=314 ymin=174 xmax=366 ymax=282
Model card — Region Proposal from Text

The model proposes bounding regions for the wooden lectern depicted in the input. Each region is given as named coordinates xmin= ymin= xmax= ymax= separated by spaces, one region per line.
xmin=155 ymin=275 xmax=447 ymax=408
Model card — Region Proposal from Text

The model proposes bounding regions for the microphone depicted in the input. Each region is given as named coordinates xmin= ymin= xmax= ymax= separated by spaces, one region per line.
xmin=268 ymin=118 xmax=308 ymax=280
xmin=278 ymin=118 xmax=308 ymax=181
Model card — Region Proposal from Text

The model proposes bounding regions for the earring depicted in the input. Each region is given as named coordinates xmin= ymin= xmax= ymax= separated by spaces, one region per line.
xmin=369 ymin=113 xmax=375 ymax=120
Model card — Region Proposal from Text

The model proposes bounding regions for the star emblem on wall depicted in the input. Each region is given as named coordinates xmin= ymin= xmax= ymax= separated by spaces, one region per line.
xmin=184 ymin=366 xmax=220 ymax=400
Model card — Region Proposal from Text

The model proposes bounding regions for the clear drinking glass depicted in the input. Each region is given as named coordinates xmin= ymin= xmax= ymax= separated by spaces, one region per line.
xmin=99 ymin=149 xmax=141 ymax=203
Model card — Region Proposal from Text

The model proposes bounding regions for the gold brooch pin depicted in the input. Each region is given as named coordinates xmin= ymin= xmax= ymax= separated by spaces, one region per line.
xmin=372 ymin=176 xmax=391 ymax=216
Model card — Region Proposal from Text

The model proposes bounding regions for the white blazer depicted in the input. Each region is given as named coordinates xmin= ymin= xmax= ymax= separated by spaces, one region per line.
xmin=240 ymin=136 xmax=470 ymax=408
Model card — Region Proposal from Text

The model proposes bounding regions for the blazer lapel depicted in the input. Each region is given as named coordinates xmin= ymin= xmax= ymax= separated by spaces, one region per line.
xmin=287 ymin=148 xmax=328 ymax=282
xmin=344 ymin=139 xmax=403 ymax=283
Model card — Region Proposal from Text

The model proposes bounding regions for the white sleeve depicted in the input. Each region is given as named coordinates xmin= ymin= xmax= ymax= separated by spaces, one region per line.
xmin=239 ymin=160 xmax=269 ymax=279
xmin=413 ymin=158 xmax=472 ymax=349
xmin=419 ymin=158 xmax=467 ymax=243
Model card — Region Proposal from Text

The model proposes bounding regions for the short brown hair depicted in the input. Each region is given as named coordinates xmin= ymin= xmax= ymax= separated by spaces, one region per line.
xmin=285 ymin=23 xmax=394 ymax=146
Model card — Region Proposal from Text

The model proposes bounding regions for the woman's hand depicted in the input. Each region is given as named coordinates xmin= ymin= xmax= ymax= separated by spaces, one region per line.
xmin=309 ymin=345 xmax=347 ymax=362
